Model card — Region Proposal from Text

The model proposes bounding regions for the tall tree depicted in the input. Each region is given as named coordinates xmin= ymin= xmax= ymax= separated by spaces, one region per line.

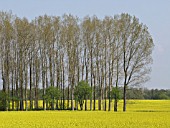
xmin=115 ymin=14 xmax=154 ymax=111
xmin=0 ymin=11 xmax=15 ymax=111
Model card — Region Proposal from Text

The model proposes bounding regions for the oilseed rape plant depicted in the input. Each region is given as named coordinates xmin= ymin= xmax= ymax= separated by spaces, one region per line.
xmin=0 ymin=111 xmax=170 ymax=128
xmin=0 ymin=100 xmax=170 ymax=128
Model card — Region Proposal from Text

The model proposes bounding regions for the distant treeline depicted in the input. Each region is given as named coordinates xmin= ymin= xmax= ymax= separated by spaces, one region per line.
xmin=127 ymin=88 xmax=170 ymax=100
xmin=114 ymin=87 xmax=169 ymax=100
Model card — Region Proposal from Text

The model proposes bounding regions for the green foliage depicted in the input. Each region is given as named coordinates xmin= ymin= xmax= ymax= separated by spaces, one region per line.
xmin=0 ymin=91 xmax=7 ymax=110
xmin=143 ymin=89 xmax=170 ymax=99
xmin=127 ymin=88 xmax=144 ymax=99
xmin=74 ymin=81 xmax=91 ymax=110
xmin=11 ymin=96 xmax=20 ymax=102
xmin=43 ymin=86 xmax=61 ymax=108
xmin=111 ymin=87 xmax=120 ymax=100
xmin=158 ymin=93 xmax=169 ymax=99
xmin=44 ymin=86 xmax=61 ymax=101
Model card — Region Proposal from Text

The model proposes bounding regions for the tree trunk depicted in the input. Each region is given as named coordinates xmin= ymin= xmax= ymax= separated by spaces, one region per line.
xmin=90 ymin=50 xmax=93 ymax=111
xmin=71 ymin=76 xmax=74 ymax=111
xmin=123 ymin=85 xmax=127 ymax=112
xmin=35 ymin=65 xmax=39 ymax=110
xmin=29 ymin=58 xmax=33 ymax=110
xmin=25 ymin=64 xmax=28 ymax=111
xmin=108 ymin=64 xmax=111 ymax=111
xmin=93 ymin=74 xmax=96 ymax=111
xmin=19 ymin=53 xmax=24 ymax=111
xmin=62 ymin=64 xmax=65 ymax=110
xmin=98 ymin=76 xmax=101 ymax=110
xmin=11 ymin=70 xmax=14 ymax=110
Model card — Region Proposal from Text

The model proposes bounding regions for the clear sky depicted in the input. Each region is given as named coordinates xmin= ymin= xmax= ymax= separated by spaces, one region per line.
xmin=0 ymin=0 xmax=170 ymax=89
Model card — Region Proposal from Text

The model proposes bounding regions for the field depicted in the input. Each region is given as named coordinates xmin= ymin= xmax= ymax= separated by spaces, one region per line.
xmin=0 ymin=100 xmax=170 ymax=128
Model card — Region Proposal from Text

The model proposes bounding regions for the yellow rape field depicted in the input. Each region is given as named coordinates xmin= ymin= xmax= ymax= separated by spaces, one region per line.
xmin=1 ymin=100 xmax=170 ymax=128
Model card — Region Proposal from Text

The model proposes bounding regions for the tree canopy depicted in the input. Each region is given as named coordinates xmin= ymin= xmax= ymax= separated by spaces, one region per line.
xmin=74 ymin=81 xmax=91 ymax=110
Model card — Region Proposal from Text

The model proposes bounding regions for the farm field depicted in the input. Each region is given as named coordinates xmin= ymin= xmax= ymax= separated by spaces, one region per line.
xmin=0 ymin=111 xmax=170 ymax=128
xmin=0 ymin=100 xmax=170 ymax=128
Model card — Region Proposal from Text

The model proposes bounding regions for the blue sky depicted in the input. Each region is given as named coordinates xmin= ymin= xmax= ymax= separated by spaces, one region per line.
xmin=0 ymin=0 xmax=170 ymax=89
